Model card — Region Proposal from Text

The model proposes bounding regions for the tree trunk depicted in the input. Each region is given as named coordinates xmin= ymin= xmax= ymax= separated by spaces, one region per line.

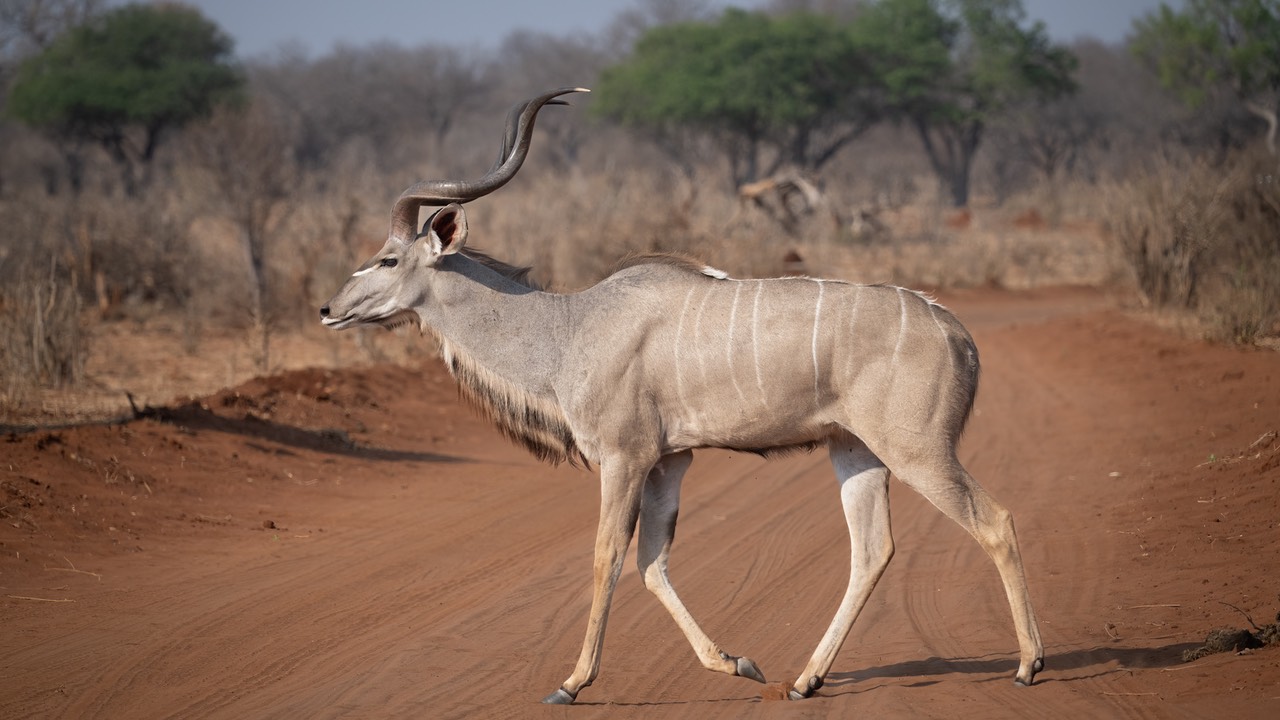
xmin=948 ymin=166 xmax=970 ymax=207
xmin=914 ymin=117 xmax=983 ymax=208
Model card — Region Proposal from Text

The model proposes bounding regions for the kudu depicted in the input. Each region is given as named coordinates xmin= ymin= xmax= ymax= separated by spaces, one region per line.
xmin=320 ymin=87 xmax=1043 ymax=704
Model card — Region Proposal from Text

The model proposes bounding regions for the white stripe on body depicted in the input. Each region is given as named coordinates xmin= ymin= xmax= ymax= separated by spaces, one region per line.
xmin=674 ymin=288 xmax=696 ymax=417
xmin=751 ymin=281 xmax=766 ymax=402
xmin=811 ymin=279 xmax=825 ymax=405
xmin=726 ymin=283 xmax=747 ymax=402
xmin=890 ymin=287 xmax=907 ymax=367
xmin=927 ymin=303 xmax=955 ymax=371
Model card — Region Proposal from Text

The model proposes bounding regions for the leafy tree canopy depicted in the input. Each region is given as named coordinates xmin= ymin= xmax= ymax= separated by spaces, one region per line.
xmin=1131 ymin=0 xmax=1280 ymax=153
xmin=7 ymin=2 xmax=244 ymax=190
xmin=852 ymin=0 xmax=1076 ymax=205
xmin=595 ymin=8 xmax=877 ymax=184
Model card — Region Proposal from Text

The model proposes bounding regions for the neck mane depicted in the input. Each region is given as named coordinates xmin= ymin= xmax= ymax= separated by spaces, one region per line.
xmin=429 ymin=250 xmax=586 ymax=467
xmin=461 ymin=247 xmax=542 ymax=290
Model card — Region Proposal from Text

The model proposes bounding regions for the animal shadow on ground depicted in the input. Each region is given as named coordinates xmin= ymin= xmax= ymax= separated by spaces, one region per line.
xmin=136 ymin=401 xmax=468 ymax=464
xmin=824 ymin=641 xmax=1200 ymax=690
xmin=574 ymin=695 xmax=763 ymax=708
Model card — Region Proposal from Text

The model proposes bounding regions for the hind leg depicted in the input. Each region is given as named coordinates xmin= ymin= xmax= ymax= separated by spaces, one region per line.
xmin=895 ymin=455 xmax=1044 ymax=686
xmin=789 ymin=434 xmax=894 ymax=700
xmin=635 ymin=450 xmax=766 ymax=684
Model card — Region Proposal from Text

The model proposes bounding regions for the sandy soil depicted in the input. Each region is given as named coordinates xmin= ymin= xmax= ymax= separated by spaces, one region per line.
xmin=2 ymin=288 xmax=1278 ymax=719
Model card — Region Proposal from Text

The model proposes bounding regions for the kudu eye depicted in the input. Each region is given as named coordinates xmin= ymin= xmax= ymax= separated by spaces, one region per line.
xmin=381 ymin=257 xmax=398 ymax=268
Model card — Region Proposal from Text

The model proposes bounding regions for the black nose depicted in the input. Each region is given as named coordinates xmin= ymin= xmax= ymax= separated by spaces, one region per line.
xmin=319 ymin=305 xmax=330 ymax=318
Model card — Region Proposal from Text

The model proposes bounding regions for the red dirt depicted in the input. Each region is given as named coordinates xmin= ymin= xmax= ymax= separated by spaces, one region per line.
xmin=2 ymin=288 xmax=1278 ymax=719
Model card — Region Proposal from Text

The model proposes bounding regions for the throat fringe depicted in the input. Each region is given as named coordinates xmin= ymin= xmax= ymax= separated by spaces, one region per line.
xmin=438 ymin=338 xmax=587 ymax=467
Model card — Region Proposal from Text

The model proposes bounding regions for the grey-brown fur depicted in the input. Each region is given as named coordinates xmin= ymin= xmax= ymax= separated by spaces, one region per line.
xmin=320 ymin=88 xmax=1043 ymax=706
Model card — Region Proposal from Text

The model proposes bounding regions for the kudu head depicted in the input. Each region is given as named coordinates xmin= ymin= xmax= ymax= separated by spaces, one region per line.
xmin=319 ymin=87 xmax=587 ymax=330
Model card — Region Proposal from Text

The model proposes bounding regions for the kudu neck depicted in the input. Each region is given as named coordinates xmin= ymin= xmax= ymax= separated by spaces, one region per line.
xmin=421 ymin=253 xmax=567 ymax=392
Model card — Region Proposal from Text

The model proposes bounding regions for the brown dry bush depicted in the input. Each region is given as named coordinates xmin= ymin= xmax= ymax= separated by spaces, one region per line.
xmin=0 ymin=192 xmax=88 ymax=406
xmin=1103 ymin=150 xmax=1280 ymax=343
xmin=0 ymin=259 xmax=87 ymax=404
xmin=1104 ymin=154 xmax=1220 ymax=309
xmin=1203 ymin=158 xmax=1280 ymax=343
xmin=478 ymin=165 xmax=803 ymax=291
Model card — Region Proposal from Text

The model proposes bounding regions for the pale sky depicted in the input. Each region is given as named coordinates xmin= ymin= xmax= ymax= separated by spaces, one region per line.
xmin=167 ymin=0 xmax=1171 ymax=59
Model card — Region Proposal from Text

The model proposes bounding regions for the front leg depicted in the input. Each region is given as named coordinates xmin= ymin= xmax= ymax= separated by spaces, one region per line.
xmin=543 ymin=454 xmax=653 ymax=704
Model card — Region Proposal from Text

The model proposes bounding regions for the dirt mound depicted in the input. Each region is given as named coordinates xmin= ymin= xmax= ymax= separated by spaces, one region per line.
xmin=1 ymin=363 xmax=463 ymax=575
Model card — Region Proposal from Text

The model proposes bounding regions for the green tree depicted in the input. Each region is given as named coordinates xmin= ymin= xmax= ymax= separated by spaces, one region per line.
xmin=1131 ymin=0 xmax=1280 ymax=154
xmin=7 ymin=2 xmax=243 ymax=194
xmin=853 ymin=0 xmax=1076 ymax=206
xmin=595 ymin=8 xmax=878 ymax=186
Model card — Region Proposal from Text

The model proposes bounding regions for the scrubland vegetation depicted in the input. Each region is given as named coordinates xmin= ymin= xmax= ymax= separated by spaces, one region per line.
xmin=0 ymin=0 xmax=1277 ymax=422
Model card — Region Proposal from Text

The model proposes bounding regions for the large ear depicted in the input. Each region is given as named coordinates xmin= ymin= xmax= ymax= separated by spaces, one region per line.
xmin=422 ymin=203 xmax=469 ymax=260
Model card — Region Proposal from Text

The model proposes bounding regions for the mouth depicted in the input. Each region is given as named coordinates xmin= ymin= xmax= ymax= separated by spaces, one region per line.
xmin=321 ymin=315 xmax=356 ymax=330
xmin=321 ymin=310 xmax=416 ymax=331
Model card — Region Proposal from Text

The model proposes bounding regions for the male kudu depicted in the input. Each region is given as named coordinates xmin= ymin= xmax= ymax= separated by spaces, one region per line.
xmin=320 ymin=87 xmax=1043 ymax=704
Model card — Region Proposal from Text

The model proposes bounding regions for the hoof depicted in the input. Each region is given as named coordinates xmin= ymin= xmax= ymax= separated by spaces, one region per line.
xmin=1014 ymin=658 xmax=1044 ymax=687
xmin=787 ymin=675 xmax=822 ymax=699
xmin=735 ymin=656 xmax=766 ymax=684
xmin=541 ymin=687 xmax=576 ymax=705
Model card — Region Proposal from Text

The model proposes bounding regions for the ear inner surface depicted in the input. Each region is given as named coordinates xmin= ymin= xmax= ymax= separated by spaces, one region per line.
xmin=429 ymin=203 xmax=468 ymax=256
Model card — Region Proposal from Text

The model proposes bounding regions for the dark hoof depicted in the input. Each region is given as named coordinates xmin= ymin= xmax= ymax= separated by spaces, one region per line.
xmin=735 ymin=656 xmax=766 ymax=684
xmin=541 ymin=688 xmax=576 ymax=705
xmin=787 ymin=688 xmax=809 ymax=701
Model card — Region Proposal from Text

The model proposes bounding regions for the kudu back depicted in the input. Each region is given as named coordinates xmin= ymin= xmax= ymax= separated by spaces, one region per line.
xmin=321 ymin=87 xmax=1044 ymax=705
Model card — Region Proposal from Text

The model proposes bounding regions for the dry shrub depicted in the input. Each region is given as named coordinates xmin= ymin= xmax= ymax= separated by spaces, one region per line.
xmin=1104 ymin=154 xmax=1221 ymax=309
xmin=1202 ymin=158 xmax=1280 ymax=343
xmin=0 ymin=260 xmax=88 ymax=404
xmin=79 ymin=190 xmax=197 ymax=315
xmin=460 ymin=161 xmax=1120 ymax=295
xmin=0 ymin=194 xmax=91 ymax=406
xmin=479 ymin=165 xmax=797 ymax=290
xmin=1104 ymin=151 xmax=1280 ymax=343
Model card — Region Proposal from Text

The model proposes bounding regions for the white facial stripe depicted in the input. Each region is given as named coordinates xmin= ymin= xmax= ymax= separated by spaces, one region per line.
xmin=352 ymin=265 xmax=377 ymax=277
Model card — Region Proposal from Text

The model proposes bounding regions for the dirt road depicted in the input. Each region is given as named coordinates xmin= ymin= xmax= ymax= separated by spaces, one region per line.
xmin=2 ymin=288 xmax=1278 ymax=719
